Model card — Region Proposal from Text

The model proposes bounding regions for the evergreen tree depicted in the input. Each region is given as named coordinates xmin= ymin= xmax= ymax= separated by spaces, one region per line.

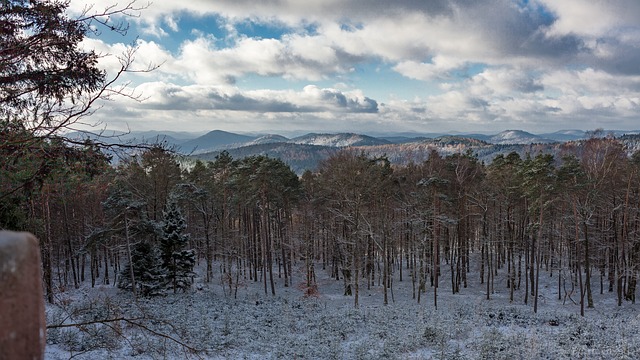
xmin=118 ymin=242 xmax=165 ymax=297
xmin=160 ymin=197 xmax=195 ymax=292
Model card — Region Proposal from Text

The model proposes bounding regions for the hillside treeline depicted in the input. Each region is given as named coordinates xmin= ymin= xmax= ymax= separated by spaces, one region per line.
xmin=2 ymin=134 xmax=639 ymax=315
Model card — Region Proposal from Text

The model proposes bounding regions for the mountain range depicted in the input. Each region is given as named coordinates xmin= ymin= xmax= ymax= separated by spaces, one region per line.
xmin=68 ymin=129 xmax=640 ymax=174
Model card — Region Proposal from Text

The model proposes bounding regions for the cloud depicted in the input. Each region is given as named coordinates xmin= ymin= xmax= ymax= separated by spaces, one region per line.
xmin=77 ymin=0 xmax=640 ymax=80
xmin=69 ymin=0 xmax=459 ymax=28
xmin=128 ymin=82 xmax=377 ymax=114
xmin=70 ymin=0 xmax=640 ymax=133
xmin=467 ymin=68 xmax=544 ymax=97
xmin=393 ymin=57 xmax=468 ymax=81
xmin=539 ymin=0 xmax=640 ymax=38
xmin=164 ymin=35 xmax=354 ymax=84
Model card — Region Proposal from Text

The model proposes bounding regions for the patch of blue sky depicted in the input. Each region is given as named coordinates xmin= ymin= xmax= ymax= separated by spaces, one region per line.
xmin=234 ymin=19 xmax=294 ymax=40
xmin=350 ymin=62 xmax=442 ymax=101
xmin=518 ymin=0 xmax=556 ymax=26
xmin=451 ymin=62 xmax=486 ymax=80
xmin=182 ymin=15 xmax=316 ymax=49
xmin=236 ymin=62 xmax=440 ymax=104
xmin=339 ymin=21 xmax=364 ymax=33
xmin=301 ymin=22 xmax=321 ymax=36
xmin=172 ymin=13 xmax=229 ymax=47
xmin=85 ymin=12 xmax=228 ymax=51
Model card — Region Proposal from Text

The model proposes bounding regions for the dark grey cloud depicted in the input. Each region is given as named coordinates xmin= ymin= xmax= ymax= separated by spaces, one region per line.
xmin=138 ymin=83 xmax=379 ymax=114
xmin=319 ymin=88 xmax=378 ymax=113
xmin=209 ymin=92 xmax=305 ymax=112
xmin=515 ymin=77 xmax=544 ymax=93
xmin=516 ymin=31 xmax=585 ymax=60
xmin=467 ymin=1 xmax=585 ymax=63
xmin=592 ymin=39 xmax=640 ymax=76
xmin=206 ymin=90 xmax=378 ymax=113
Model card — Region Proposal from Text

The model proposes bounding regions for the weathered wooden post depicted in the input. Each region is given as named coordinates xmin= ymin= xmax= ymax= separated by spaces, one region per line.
xmin=0 ymin=231 xmax=46 ymax=360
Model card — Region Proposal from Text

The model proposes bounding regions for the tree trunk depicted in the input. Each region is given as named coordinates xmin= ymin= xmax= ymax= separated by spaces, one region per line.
xmin=534 ymin=205 xmax=543 ymax=313
xmin=383 ymin=231 xmax=388 ymax=306
xmin=582 ymin=221 xmax=594 ymax=308
xmin=41 ymin=195 xmax=54 ymax=303
xmin=124 ymin=214 xmax=137 ymax=300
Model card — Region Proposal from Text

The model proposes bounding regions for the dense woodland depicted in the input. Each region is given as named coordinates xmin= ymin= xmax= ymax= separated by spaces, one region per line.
xmin=3 ymin=132 xmax=640 ymax=316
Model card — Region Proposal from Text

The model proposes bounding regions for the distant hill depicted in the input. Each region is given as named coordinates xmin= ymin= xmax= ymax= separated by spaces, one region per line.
xmin=179 ymin=130 xmax=256 ymax=154
xmin=429 ymin=136 xmax=491 ymax=147
xmin=246 ymin=134 xmax=290 ymax=146
xmin=191 ymin=134 xmax=533 ymax=173
xmin=380 ymin=136 xmax=429 ymax=144
xmin=185 ymin=129 xmax=633 ymax=174
xmin=126 ymin=130 xmax=200 ymax=141
xmin=73 ymin=128 xmax=640 ymax=173
xmin=195 ymin=143 xmax=338 ymax=174
xmin=290 ymin=133 xmax=391 ymax=147
xmin=487 ymin=130 xmax=555 ymax=145
xmin=540 ymin=130 xmax=585 ymax=142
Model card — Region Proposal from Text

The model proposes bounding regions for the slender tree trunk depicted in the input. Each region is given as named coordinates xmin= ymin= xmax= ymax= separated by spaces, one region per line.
xmin=480 ymin=242 xmax=485 ymax=284
xmin=530 ymin=234 xmax=536 ymax=297
xmin=383 ymin=230 xmax=388 ymax=306
xmin=63 ymin=201 xmax=79 ymax=289
xmin=524 ymin=237 xmax=529 ymax=305
xmin=204 ymin=212 xmax=212 ymax=283
xmin=90 ymin=248 xmax=96 ymax=288
xmin=480 ymin=206 xmax=490 ymax=301
xmin=578 ymin=256 xmax=584 ymax=317
xmin=509 ymin=210 xmax=515 ymax=302
xmin=279 ymin=213 xmax=289 ymax=287
xmin=534 ymin=205 xmax=543 ymax=313
xmin=124 ymin=214 xmax=137 ymax=300
xmin=434 ymin=196 xmax=440 ymax=309
xmin=267 ymin=216 xmax=276 ymax=296
xmin=103 ymin=245 xmax=110 ymax=285
xmin=583 ymin=221 xmax=594 ymax=308
xmin=354 ymin=252 xmax=360 ymax=307
xmin=41 ymin=194 xmax=54 ymax=303
xmin=573 ymin=201 xmax=585 ymax=317
xmin=486 ymin=242 xmax=491 ymax=301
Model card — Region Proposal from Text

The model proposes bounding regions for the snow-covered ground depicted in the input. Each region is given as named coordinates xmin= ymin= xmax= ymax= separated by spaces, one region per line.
xmin=45 ymin=259 xmax=640 ymax=359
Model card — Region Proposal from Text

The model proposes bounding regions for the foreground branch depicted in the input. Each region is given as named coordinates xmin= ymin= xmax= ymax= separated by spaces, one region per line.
xmin=47 ymin=316 xmax=204 ymax=356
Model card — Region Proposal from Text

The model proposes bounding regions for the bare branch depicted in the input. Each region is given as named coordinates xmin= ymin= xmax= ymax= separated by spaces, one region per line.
xmin=77 ymin=1 xmax=152 ymax=36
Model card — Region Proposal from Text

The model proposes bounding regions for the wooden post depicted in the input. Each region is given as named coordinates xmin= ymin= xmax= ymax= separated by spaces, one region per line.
xmin=0 ymin=231 xmax=46 ymax=360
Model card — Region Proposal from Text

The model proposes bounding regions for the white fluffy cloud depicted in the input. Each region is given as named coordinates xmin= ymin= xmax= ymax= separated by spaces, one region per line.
xmin=539 ymin=0 xmax=640 ymax=38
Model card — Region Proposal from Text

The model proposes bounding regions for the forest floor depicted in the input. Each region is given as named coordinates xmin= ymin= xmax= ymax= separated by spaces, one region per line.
xmin=44 ymin=256 xmax=640 ymax=359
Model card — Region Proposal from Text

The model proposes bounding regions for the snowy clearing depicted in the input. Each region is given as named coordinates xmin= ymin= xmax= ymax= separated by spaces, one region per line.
xmin=45 ymin=260 xmax=640 ymax=360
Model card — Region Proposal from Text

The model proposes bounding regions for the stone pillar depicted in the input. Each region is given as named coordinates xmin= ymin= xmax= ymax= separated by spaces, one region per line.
xmin=0 ymin=231 xmax=46 ymax=360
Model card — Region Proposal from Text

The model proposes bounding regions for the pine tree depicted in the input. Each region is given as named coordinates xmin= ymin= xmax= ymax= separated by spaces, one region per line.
xmin=160 ymin=197 xmax=195 ymax=292
xmin=118 ymin=242 xmax=165 ymax=297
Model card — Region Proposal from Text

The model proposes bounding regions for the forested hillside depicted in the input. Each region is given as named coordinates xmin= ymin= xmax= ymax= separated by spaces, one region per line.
xmin=191 ymin=135 xmax=585 ymax=174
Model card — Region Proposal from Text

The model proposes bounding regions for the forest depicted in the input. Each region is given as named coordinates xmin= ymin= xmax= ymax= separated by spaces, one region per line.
xmin=5 ymin=132 xmax=640 ymax=358
xmin=3 ymin=131 xmax=640 ymax=317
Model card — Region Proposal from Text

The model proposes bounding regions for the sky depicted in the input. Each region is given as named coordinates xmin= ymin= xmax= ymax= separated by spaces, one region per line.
xmin=70 ymin=0 xmax=640 ymax=136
